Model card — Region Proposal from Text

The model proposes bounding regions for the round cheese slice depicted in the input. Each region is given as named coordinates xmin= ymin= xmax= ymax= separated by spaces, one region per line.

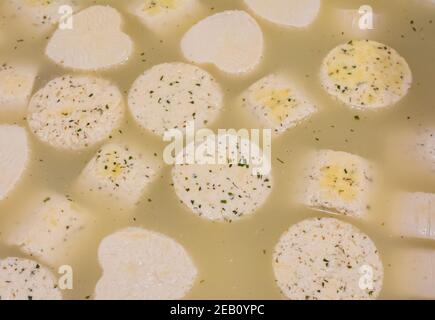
xmin=128 ymin=62 xmax=223 ymax=137
xmin=273 ymin=217 xmax=384 ymax=300
xmin=172 ymin=134 xmax=272 ymax=222
xmin=320 ymin=40 xmax=412 ymax=110
xmin=0 ymin=257 xmax=61 ymax=300
xmin=27 ymin=75 xmax=124 ymax=152
xmin=95 ymin=228 xmax=197 ymax=300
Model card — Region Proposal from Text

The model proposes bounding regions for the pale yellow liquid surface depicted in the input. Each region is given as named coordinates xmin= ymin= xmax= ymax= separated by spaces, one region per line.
xmin=0 ymin=0 xmax=435 ymax=300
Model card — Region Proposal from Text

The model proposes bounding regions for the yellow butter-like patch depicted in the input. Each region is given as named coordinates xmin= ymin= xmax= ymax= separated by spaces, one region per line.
xmin=96 ymin=152 xmax=125 ymax=179
xmin=255 ymin=88 xmax=298 ymax=123
xmin=322 ymin=40 xmax=411 ymax=109
xmin=319 ymin=164 xmax=358 ymax=202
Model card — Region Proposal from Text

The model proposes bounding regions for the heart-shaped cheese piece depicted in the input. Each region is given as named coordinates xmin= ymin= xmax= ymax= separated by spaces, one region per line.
xmin=181 ymin=10 xmax=264 ymax=75
xmin=46 ymin=5 xmax=133 ymax=71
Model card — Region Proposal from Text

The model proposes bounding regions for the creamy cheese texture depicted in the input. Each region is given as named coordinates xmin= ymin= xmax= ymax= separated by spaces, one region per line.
xmin=46 ymin=5 xmax=133 ymax=71
xmin=128 ymin=62 xmax=223 ymax=137
xmin=0 ymin=0 xmax=433 ymax=300
xmin=320 ymin=40 xmax=412 ymax=110
xmin=95 ymin=228 xmax=198 ymax=300
xmin=27 ymin=75 xmax=125 ymax=151
xmin=181 ymin=10 xmax=264 ymax=75
xmin=273 ymin=217 xmax=384 ymax=300
xmin=0 ymin=257 xmax=62 ymax=300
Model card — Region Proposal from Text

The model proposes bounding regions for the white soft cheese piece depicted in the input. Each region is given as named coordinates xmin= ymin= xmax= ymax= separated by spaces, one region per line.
xmin=95 ymin=227 xmax=198 ymax=300
xmin=129 ymin=0 xmax=202 ymax=32
xmin=128 ymin=62 xmax=223 ymax=137
xmin=0 ymin=257 xmax=62 ymax=300
xmin=244 ymin=0 xmax=321 ymax=28
xmin=0 ymin=125 xmax=30 ymax=202
xmin=299 ymin=149 xmax=375 ymax=219
xmin=46 ymin=5 xmax=133 ymax=71
xmin=241 ymin=74 xmax=317 ymax=135
xmin=27 ymin=75 xmax=125 ymax=152
xmin=6 ymin=193 xmax=94 ymax=267
xmin=388 ymin=192 xmax=435 ymax=240
xmin=172 ymin=134 xmax=272 ymax=222
xmin=273 ymin=217 xmax=384 ymax=300
xmin=0 ymin=62 xmax=37 ymax=115
xmin=181 ymin=10 xmax=264 ymax=75
xmin=320 ymin=40 xmax=412 ymax=110
xmin=75 ymin=142 xmax=159 ymax=209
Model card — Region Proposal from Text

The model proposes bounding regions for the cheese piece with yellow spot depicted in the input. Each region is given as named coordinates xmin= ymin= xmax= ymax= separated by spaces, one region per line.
xmin=244 ymin=0 xmax=321 ymax=28
xmin=181 ymin=10 xmax=264 ymax=75
xmin=0 ymin=62 xmax=37 ymax=116
xmin=128 ymin=62 xmax=223 ymax=137
xmin=299 ymin=149 xmax=374 ymax=219
xmin=273 ymin=217 xmax=383 ymax=300
xmin=46 ymin=6 xmax=133 ymax=71
xmin=27 ymin=75 xmax=124 ymax=152
xmin=0 ymin=125 xmax=30 ymax=202
xmin=95 ymin=227 xmax=197 ymax=300
xmin=0 ymin=257 xmax=62 ymax=300
xmin=75 ymin=142 xmax=159 ymax=209
xmin=6 ymin=193 xmax=93 ymax=267
xmin=241 ymin=74 xmax=317 ymax=135
xmin=129 ymin=0 xmax=201 ymax=32
xmin=320 ymin=40 xmax=412 ymax=110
